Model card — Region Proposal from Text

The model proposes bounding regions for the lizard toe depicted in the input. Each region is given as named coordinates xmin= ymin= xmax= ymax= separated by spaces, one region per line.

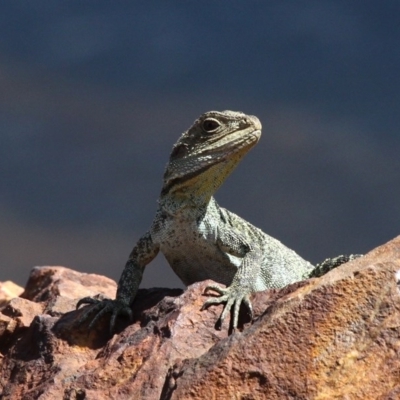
xmin=219 ymin=296 xmax=235 ymax=326
xmin=75 ymin=297 xmax=132 ymax=334
xmin=202 ymin=284 xmax=254 ymax=331
xmin=204 ymin=284 xmax=228 ymax=296
xmin=201 ymin=293 xmax=229 ymax=311
xmin=242 ymin=295 xmax=253 ymax=319
xmin=76 ymin=296 xmax=101 ymax=309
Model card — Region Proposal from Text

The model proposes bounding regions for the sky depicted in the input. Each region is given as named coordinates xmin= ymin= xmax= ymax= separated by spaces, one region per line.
xmin=1 ymin=1 xmax=399 ymax=288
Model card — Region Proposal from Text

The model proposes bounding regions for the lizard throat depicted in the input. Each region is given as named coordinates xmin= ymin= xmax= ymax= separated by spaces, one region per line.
xmin=159 ymin=144 xmax=251 ymax=211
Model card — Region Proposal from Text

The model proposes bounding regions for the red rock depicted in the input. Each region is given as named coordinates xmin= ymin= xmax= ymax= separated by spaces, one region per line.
xmin=0 ymin=238 xmax=400 ymax=399
xmin=21 ymin=265 xmax=117 ymax=303
xmin=2 ymin=297 xmax=44 ymax=329
xmin=168 ymin=236 xmax=400 ymax=400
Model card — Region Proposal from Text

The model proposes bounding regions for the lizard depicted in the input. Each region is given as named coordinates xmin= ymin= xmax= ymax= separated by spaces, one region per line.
xmin=76 ymin=110 xmax=359 ymax=332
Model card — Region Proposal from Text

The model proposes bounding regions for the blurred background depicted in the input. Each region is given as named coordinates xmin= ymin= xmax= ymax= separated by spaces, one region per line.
xmin=1 ymin=1 xmax=399 ymax=289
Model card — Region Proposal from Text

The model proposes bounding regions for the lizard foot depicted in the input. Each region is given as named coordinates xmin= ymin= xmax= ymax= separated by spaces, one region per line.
xmin=76 ymin=295 xmax=133 ymax=334
xmin=201 ymin=284 xmax=253 ymax=331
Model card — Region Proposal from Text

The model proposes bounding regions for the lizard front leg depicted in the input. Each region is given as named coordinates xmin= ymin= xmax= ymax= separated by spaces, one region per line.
xmin=76 ymin=231 xmax=159 ymax=334
xmin=202 ymin=228 xmax=263 ymax=330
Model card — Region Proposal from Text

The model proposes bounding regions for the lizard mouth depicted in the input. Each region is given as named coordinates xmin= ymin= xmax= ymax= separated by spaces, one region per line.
xmin=199 ymin=128 xmax=261 ymax=162
xmin=167 ymin=128 xmax=261 ymax=194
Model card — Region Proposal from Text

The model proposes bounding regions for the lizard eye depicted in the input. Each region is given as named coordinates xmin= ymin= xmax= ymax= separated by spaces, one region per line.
xmin=202 ymin=118 xmax=221 ymax=133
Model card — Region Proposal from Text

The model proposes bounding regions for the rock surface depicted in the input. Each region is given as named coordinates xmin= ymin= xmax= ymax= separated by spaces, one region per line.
xmin=1 ymin=237 xmax=400 ymax=399
xmin=0 ymin=281 xmax=23 ymax=308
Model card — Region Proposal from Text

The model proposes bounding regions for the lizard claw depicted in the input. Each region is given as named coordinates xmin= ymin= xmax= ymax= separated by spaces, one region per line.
xmin=202 ymin=284 xmax=253 ymax=330
xmin=76 ymin=296 xmax=133 ymax=335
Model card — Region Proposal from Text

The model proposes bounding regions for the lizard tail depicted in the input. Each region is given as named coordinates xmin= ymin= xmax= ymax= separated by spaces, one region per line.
xmin=308 ymin=254 xmax=363 ymax=278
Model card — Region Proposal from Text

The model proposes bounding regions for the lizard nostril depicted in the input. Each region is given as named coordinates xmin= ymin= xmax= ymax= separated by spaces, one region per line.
xmin=241 ymin=116 xmax=262 ymax=131
xmin=249 ymin=115 xmax=262 ymax=130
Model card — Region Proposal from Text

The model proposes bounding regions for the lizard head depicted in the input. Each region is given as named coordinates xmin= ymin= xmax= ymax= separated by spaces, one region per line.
xmin=161 ymin=110 xmax=262 ymax=203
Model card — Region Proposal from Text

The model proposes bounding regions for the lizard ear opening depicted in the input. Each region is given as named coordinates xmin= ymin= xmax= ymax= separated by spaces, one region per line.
xmin=202 ymin=118 xmax=221 ymax=133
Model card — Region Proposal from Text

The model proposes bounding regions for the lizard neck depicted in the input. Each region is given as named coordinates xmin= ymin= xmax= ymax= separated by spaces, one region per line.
xmin=158 ymin=154 xmax=244 ymax=217
xmin=158 ymin=193 xmax=210 ymax=218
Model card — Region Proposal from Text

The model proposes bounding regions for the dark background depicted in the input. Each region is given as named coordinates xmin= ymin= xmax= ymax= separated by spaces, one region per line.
xmin=1 ymin=1 xmax=399 ymax=289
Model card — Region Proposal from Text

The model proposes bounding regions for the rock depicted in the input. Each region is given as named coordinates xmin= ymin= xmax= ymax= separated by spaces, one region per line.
xmin=21 ymin=265 xmax=117 ymax=303
xmin=168 ymin=237 xmax=400 ymax=400
xmin=1 ymin=297 xmax=44 ymax=330
xmin=0 ymin=281 xmax=23 ymax=308
xmin=0 ymin=237 xmax=400 ymax=399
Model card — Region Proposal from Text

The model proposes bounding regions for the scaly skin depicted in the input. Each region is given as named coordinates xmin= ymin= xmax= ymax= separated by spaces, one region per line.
xmin=76 ymin=110 xmax=358 ymax=333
